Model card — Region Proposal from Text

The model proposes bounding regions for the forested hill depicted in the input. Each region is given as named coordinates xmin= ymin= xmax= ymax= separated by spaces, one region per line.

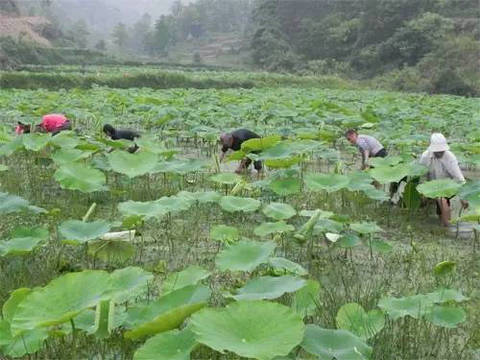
xmin=248 ymin=0 xmax=479 ymax=95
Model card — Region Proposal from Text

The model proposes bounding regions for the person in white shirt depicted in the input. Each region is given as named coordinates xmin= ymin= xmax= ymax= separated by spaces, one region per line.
xmin=345 ymin=129 xmax=387 ymax=170
xmin=419 ymin=133 xmax=468 ymax=227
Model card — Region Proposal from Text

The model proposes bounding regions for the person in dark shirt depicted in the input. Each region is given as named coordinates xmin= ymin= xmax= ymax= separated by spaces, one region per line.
xmin=219 ymin=129 xmax=262 ymax=174
xmin=103 ymin=124 xmax=140 ymax=153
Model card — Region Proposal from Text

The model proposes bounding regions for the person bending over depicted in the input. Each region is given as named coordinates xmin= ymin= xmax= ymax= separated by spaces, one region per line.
xmin=219 ymin=129 xmax=262 ymax=174
xmin=103 ymin=124 xmax=140 ymax=153
xmin=345 ymin=129 xmax=387 ymax=170
xmin=419 ymin=133 xmax=467 ymax=227
xmin=16 ymin=114 xmax=72 ymax=136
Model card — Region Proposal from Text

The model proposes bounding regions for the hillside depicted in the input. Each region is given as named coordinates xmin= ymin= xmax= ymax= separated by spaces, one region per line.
xmin=0 ymin=15 xmax=52 ymax=47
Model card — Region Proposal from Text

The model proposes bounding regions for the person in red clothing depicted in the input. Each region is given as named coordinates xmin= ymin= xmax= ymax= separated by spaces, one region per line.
xmin=15 ymin=114 xmax=72 ymax=136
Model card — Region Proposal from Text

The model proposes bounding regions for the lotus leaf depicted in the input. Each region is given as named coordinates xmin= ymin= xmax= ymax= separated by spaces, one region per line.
xmin=0 ymin=227 xmax=49 ymax=256
xmin=0 ymin=164 xmax=8 ymax=171
xmin=161 ymin=265 xmax=211 ymax=294
xmin=425 ymin=306 xmax=466 ymax=328
xmin=3 ymin=288 xmax=32 ymax=322
xmin=118 ymin=200 xmax=167 ymax=218
xmin=11 ymin=271 xmax=112 ymax=335
xmin=54 ymin=163 xmax=107 ymax=193
xmin=133 ymin=328 xmax=197 ymax=360
xmin=350 ymin=222 xmax=383 ymax=234
xmin=51 ymin=148 xmax=92 ymax=165
xmin=434 ymin=261 xmax=456 ymax=276
xmin=210 ymin=225 xmax=239 ymax=244
xmin=220 ymin=196 xmax=261 ymax=213
xmin=369 ymin=163 xmax=410 ymax=184
xmin=107 ymin=150 xmax=158 ymax=178
xmin=88 ymin=239 xmax=136 ymax=263
xmin=59 ymin=220 xmax=111 ymax=244
xmin=190 ymin=300 xmax=305 ymax=360
xmin=458 ymin=181 xmax=480 ymax=208
xmin=241 ymin=135 xmax=281 ymax=152
xmin=336 ymin=303 xmax=385 ymax=340
xmin=378 ymin=294 xmax=433 ymax=320
xmin=369 ymin=156 xmax=403 ymax=168
xmin=268 ymin=257 xmax=308 ymax=276
xmin=178 ymin=190 xmax=221 ymax=203
xmin=269 ymin=177 xmax=301 ymax=196
xmin=292 ymin=279 xmax=321 ymax=317
xmin=210 ymin=172 xmax=242 ymax=185
xmin=105 ymin=267 xmax=153 ymax=303
xmin=254 ymin=221 xmax=295 ymax=237
xmin=305 ymin=173 xmax=350 ymax=193
xmin=2 ymin=327 xmax=49 ymax=357
xmin=156 ymin=195 xmax=193 ymax=213
xmin=265 ymin=157 xmax=301 ymax=169
xmin=229 ymin=275 xmax=306 ymax=301
xmin=301 ymin=325 xmax=372 ymax=360
xmin=417 ymin=179 xmax=462 ymax=199
xmin=22 ymin=134 xmax=50 ymax=152
xmin=346 ymin=171 xmax=373 ymax=191
xmin=216 ymin=240 xmax=275 ymax=272
xmin=426 ymin=288 xmax=468 ymax=303
xmin=0 ymin=192 xmax=45 ymax=214
xmin=338 ymin=234 xmax=362 ymax=248
xmin=263 ymin=202 xmax=296 ymax=220
xmin=154 ymin=159 xmax=208 ymax=174
xmin=124 ymin=284 xmax=210 ymax=340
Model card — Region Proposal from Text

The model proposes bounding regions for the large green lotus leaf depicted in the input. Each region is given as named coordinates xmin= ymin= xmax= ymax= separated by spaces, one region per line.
xmin=0 ymin=192 xmax=45 ymax=214
xmin=263 ymin=202 xmax=296 ymax=220
xmin=405 ymin=161 xmax=428 ymax=177
xmin=0 ymin=227 xmax=49 ymax=256
xmin=220 ymin=196 xmax=261 ymax=213
xmin=3 ymin=328 xmax=49 ymax=357
xmin=346 ymin=171 xmax=373 ymax=191
xmin=156 ymin=195 xmax=193 ymax=213
xmin=54 ymin=163 xmax=107 ymax=193
xmin=124 ymin=284 xmax=210 ymax=340
xmin=216 ymin=240 xmax=276 ymax=272
xmin=154 ymin=159 xmax=208 ymax=174
xmin=268 ymin=257 xmax=308 ymax=276
xmin=11 ymin=270 xmax=111 ymax=335
xmin=105 ymin=267 xmax=154 ymax=303
xmin=257 ymin=143 xmax=294 ymax=160
xmin=301 ymin=325 xmax=372 ymax=360
xmin=458 ymin=181 xmax=480 ymax=208
xmin=210 ymin=225 xmax=240 ymax=243
xmin=22 ymin=134 xmax=50 ymax=152
xmin=265 ymin=156 xmax=301 ymax=169
xmin=269 ymin=177 xmax=301 ymax=196
xmin=161 ymin=265 xmax=211 ymax=294
xmin=292 ymin=279 xmax=321 ymax=317
xmin=177 ymin=190 xmax=221 ymax=203
xmin=336 ymin=303 xmax=385 ymax=340
xmin=426 ymin=288 xmax=468 ymax=304
xmin=133 ymin=328 xmax=197 ymax=360
xmin=229 ymin=276 xmax=306 ymax=301
xmin=338 ymin=233 xmax=362 ymax=248
xmin=378 ymin=294 xmax=433 ymax=320
xmin=210 ymin=172 xmax=242 ymax=185
xmin=0 ymin=137 xmax=24 ymax=156
xmin=190 ymin=300 xmax=305 ymax=360
xmin=417 ymin=179 xmax=462 ymax=199
xmin=107 ymin=150 xmax=158 ymax=178
xmin=369 ymin=163 xmax=410 ymax=184
xmin=118 ymin=200 xmax=166 ymax=218
xmin=88 ymin=239 xmax=136 ymax=263
xmin=241 ymin=135 xmax=281 ymax=152
xmin=51 ymin=148 xmax=92 ymax=165
xmin=425 ymin=306 xmax=466 ymax=328
xmin=254 ymin=221 xmax=295 ymax=237
xmin=49 ymin=131 xmax=79 ymax=148
xmin=350 ymin=222 xmax=383 ymax=234
xmin=59 ymin=220 xmax=111 ymax=244
xmin=3 ymin=288 xmax=32 ymax=322
xmin=305 ymin=173 xmax=350 ymax=193
xmin=369 ymin=156 xmax=403 ymax=168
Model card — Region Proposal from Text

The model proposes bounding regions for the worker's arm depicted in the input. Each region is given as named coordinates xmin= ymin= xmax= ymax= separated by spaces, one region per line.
xmin=361 ymin=150 xmax=370 ymax=170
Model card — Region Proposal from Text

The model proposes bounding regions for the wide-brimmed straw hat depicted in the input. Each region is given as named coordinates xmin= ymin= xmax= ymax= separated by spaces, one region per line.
xmin=428 ymin=133 xmax=450 ymax=152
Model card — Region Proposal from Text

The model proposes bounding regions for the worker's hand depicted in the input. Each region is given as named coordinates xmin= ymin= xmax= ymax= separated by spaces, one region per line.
xmin=461 ymin=200 xmax=469 ymax=209
xmin=219 ymin=152 xmax=225 ymax=162
xmin=235 ymin=167 xmax=244 ymax=174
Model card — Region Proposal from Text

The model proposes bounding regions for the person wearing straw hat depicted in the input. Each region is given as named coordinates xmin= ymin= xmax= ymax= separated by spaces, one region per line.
xmin=420 ymin=133 xmax=468 ymax=227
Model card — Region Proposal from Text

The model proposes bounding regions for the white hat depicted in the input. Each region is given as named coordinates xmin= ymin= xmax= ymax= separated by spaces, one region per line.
xmin=428 ymin=133 xmax=450 ymax=152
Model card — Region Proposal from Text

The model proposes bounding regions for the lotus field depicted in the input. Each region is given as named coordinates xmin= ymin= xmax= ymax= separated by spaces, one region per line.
xmin=0 ymin=85 xmax=479 ymax=360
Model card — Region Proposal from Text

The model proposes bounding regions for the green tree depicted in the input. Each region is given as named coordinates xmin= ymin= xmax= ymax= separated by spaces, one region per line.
xmin=69 ymin=20 xmax=90 ymax=49
xmin=95 ymin=39 xmax=106 ymax=52
xmin=130 ymin=13 xmax=152 ymax=53
xmin=152 ymin=16 xmax=170 ymax=54
xmin=112 ymin=23 xmax=129 ymax=50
